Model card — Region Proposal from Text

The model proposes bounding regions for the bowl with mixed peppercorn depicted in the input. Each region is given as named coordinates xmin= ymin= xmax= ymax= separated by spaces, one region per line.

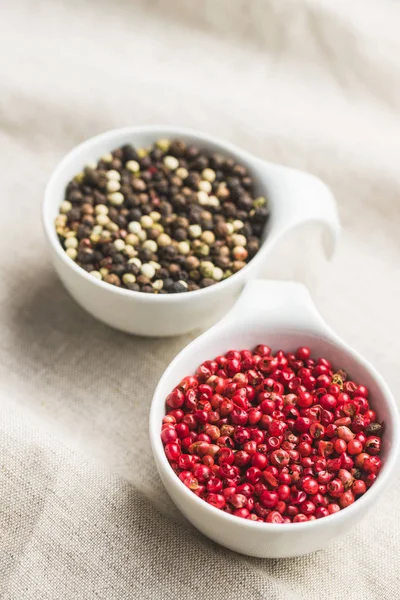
xmin=43 ymin=126 xmax=340 ymax=336
xmin=149 ymin=280 xmax=400 ymax=557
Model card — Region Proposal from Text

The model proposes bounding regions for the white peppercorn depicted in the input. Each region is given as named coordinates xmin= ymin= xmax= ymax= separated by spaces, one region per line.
xmin=107 ymin=180 xmax=121 ymax=193
xmin=201 ymin=231 xmax=215 ymax=245
xmin=141 ymin=263 xmax=156 ymax=279
xmin=189 ymin=224 xmax=202 ymax=238
xmin=152 ymin=279 xmax=164 ymax=291
xmin=198 ymin=180 xmax=212 ymax=193
xmin=65 ymin=237 xmax=78 ymax=249
xmin=176 ymin=167 xmax=189 ymax=179
xmin=149 ymin=261 xmax=161 ymax=270
xmin=66 ymin=247 xmax=78 ymax=260
xmin=178 ymin=241 xmax=190 ymax=255
xmin=126 ymin=160 xmax=140 ymax=173
xmin=200 ymin=261 xmax=214 ymax=278
xmin=106 ymin=169 xmax=121 ymax=180
xmin=90 ymin=270 xmax=102 ymax=280
xmin=163 ymin=155 xmax=179 ymax=170
xmin=125 ymin=233 xmax=140 ymax=246
xmin=197 ymin=191 xmax=209 ymax=206
xmin=233 ymin=219 xmax=244 ymax=231
xmin=128 ymin=221 xmax=142 ymax=234
xmin=114 ymin=239 xmax=126 ymax=252
xmin=128 ymin=257 xmax=142 ymax=268
xmin=96 ymin=214 xmax=110 ymax=226
xmin=108 ymin=192 xmax=124 ymax=206
xmin=150 ymin=211 xmax=161 ymax=222
xmin=232 ymin=233 xmax=247 ymax=247
xmin=122 ymin=273 xmax=136 ymax=285
xmin=202 ymin=168 xmax=216 ymax=182
xmin=208 ymin=195 xmax=220 ymax=208
xmin=124 ymin=244 xmax=136 ymax=257
xmin=140 ymin=215 xmax=153 ymax=229
xmin=212 ymin=267 xmax=223 ymax=281
xmin=143 ymin=239 xmax=158 ymax=253
xmin=156 ymin=139 xmax=170 ymax=152
xmin=60 ymin=201 xmax=72 ymax=214
xmin=157 ymin=233 xmax=172 ymax=247
xmin=95 ymin=204 xmax=109 ymax=215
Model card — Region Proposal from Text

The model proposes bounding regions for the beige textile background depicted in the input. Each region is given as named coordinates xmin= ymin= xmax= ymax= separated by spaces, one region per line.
xmin=1 ymin=1 xmax=400 ymax=598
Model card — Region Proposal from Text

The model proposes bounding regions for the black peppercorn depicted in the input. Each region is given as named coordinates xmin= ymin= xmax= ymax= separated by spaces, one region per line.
xmin=173 ymin=227 xmax=188 ymax=242
xmin=201 ymin=278 xmax=216 ymax=287
xmin=125 ymin=263 xmax=140 ymax=276
xmin=110 ymin=264 xmax=125 ymax=276
xmin=169 ymin=140 xmax=187 ymax=157
xmin=169 ymin=281 xmax=188 ymax=293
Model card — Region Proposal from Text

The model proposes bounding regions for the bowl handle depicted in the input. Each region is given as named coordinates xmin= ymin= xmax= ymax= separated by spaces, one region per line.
xmin=220 ymin=279 xmax=335 ymax=337
xmin=255 ymin=161 xmax=340 ymax=258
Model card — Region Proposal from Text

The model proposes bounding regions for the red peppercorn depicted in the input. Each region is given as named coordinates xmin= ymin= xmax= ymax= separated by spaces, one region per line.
xmin=270 ymin=449 xmax=290 ymax=467
xmin=163 ymin=345 xmax=382 ymax=523
xmin=260 ymin=490 xmax=279 ymax=509
xmin=339 ymin=490 xmax=355 ymax=508
xmin=334 ymin=438 xmax=347 ymax=454
xmin=365 ymin=473 xmax=377 ymax=488
xmin=296 ymin=347 xmax=310 ymax=361
xmin=246 ymin=466 xmax=262 ymax=484
xmin=320 ymin=394 xmax=337 ymax=410
xmin=365 ymin=436 xmax=381 ymax=455
xmin=363 ymin=455 xmax=381 ymax=474
xmin=266 ymin=511 xmax=284 ymax=523
xmin=236 ymin=483 xmax=254 ymax=497
xmin=166 ymin=389 xmax=185 ymax=409
xmin=300 ymin=500 xmax=316 ymax=515
xmin=161 ymin=427 xmax=178 ymax=445
xmin=165 ymin=443 xmax=181 ymax=462
xmin=302 ymin=478 xmax=319 ymax=495
xmin=327 ymin=478 xmax=345 ymax=498
xmin=337 ymin=469 xmax=354 ymax=490
xmin=346 ymin=438 xmax=362 ymax=455
xmin=354 ymin=452 xmax=369 ymax=469
xmin=251 ymin=453 xmax=268 ymax=470
xmin=294 ymin=417 xmax=311 ymax=433
xmin=206 ymin=494 xmax=226 ymax=509
xmin=352 ymin=479 xmax=367 ymax=495
xmin=298 ymin=442 xmax=312 ymax=457
xmin=317 ymin=470 xmax=333 ymax=485
xmin=293 ymin=514 xmax=308 ymax=523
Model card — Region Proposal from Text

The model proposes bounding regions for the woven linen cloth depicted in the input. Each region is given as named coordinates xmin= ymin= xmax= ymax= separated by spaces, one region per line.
xmin=1 ymin=1 xmax=400 ymax=598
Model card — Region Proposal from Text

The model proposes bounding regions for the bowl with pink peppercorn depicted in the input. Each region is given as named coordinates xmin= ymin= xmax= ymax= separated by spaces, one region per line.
xmin=43 ymin=126 xmax=340 ymax=336
xmin=149 ymin=280 xmax=400 ymax=557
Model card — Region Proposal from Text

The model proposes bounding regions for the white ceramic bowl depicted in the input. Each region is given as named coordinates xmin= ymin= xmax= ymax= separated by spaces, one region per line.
xmin=43 ymin=126 xmax=340 ymax=337
xmin=149 ymin=280 xmax=400 ymax=558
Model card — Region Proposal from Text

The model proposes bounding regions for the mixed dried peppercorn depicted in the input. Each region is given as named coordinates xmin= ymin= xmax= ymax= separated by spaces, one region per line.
xmin=55 ymin=139 xmax=269 ymax=293
xmin=161 ymin=345 xmax=383 ymax=523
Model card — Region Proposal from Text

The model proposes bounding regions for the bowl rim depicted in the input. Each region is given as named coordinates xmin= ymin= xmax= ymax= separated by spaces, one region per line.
xmin=149 ymin=325 xmax=400 ymax=532
xmin=43 ymin=124 xmax=275 ymax=304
